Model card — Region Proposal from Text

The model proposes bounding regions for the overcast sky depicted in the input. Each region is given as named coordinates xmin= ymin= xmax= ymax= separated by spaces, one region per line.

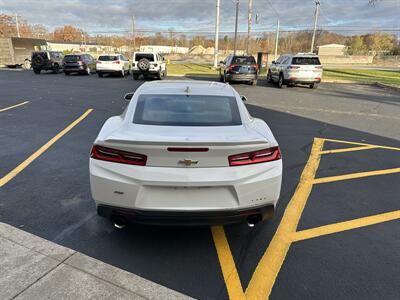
xmin=0 ymin=0 xmax=399 ymax=35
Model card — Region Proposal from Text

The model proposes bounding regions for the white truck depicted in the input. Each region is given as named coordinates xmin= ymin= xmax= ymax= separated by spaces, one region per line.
xmin=132 ymin=52 xmax=167 ymax=80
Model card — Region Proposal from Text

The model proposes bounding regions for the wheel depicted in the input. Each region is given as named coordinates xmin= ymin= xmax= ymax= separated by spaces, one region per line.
xmin=310 ymin=83 xmax=318 ymax=89
xmin=133 ymin=74 xmax=139 ymax=80
xmin=222 ymin=73 xmax=227 ymax=83
xmin=23 ymin=60 xmax=31 ymax=70
xmin=157 ymin=70 xmax=162 ymax=80
xmin=267 ymin=70 xmax=273 ymax=83
xmin=64 ymin=71 xmax=70 ymax=76
xmin=33 ymin=68 xmax=41 ymax=74
xmin=137 ymin=58 xmax=150 ymax=72
xmin=163 ymin=69 xmax=167 ymax=78
xmin=278 ymin=74 xmax=285 ymax=88
xmin=126 ymin=68 xmax=131 ymax=75
xmin=86 ymin=67 xmax=91 ymax=75
xmin=52 ymin=64 xmax=60 ymax=74
xmin=220 ymin=74 xmax=224 ymax=82
xmin=98 ymin=73 xmax=103 ymax=78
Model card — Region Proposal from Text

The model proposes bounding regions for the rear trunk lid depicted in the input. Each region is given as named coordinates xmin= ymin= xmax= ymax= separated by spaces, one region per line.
xmin=99 ymin=125 xmax=271 ymax=167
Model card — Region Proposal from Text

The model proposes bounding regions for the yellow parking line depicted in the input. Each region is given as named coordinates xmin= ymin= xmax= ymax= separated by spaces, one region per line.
xmin=245 ymin=138 xmax=324 ymax=300
xmin=323 ymin=138 xmax=400 ymax=152
xmin=211 ymin=226 xmax=245 ymax=300
xmin=320 ymin=145 xmax=377 ymax=155
xmin=0 ymin=101 xmax=29 ymax=112
xmin=291 ymin=210 xmax=400 ymax=242
xmin=0 ymin=109 xmax=93 ymax=187
xmin=313 ymin=167 xmax=400 ymax=185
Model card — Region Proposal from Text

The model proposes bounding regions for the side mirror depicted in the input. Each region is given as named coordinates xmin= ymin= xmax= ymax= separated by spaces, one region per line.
xmin=124 ymin=93 xmax=134 ymax=101
xmin=241 ymin=95 xmax=248 ymax=102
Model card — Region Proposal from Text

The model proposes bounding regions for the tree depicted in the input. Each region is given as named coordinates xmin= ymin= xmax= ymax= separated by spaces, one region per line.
xmin=53 ymin=25 xmax=85 ymax=42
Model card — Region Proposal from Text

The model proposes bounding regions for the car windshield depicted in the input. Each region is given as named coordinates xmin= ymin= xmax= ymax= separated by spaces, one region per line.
xmin=135 ymin=53 xmax=154 ymax=62
xmin=64 ymin=55 xmax=81 ymax=62
xmin=98 ymin=55 xmax=119 ymax=61
xmin=291 ymin=57 xmax=321 ymax=65
xmin=133 ymin=95 xmax=242 ymax=126
xmin=232 ymin=56 xmax=256 ymax=65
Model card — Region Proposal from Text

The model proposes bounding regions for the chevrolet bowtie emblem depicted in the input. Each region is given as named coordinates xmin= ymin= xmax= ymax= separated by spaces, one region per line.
xmin=178 ymin=159 xmax=199 ymax=166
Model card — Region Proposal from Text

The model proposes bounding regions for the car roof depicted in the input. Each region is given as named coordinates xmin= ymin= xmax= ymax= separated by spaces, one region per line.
xmin=138 ymin=80 xmax=236 ymax=97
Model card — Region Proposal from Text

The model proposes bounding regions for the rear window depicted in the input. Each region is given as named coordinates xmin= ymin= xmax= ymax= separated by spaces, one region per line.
xmin=133 ymin=95 xmax=242 ymax=126
xmin=232 ymin=56 xmax=256 ymax=65
xmin=64 ymin=55 xmax=81 ymax=62
xmin=291 ymin=57 xmax=321 ymax=65
xmin=98 ymin=55 xmax=119 ymax=61
xmin=135 ymin=53 xmax=154 ymax=62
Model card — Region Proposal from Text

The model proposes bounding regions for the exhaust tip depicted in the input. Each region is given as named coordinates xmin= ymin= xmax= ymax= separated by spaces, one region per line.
xmin=111 ymin=216 xmax=127 ymax=229
xmin=247 ymin=214 xmax=262 ymax=228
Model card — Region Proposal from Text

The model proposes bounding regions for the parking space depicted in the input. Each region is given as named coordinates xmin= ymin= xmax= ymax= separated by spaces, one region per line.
xmin=1 ymin=70 xmax=399 ymax=299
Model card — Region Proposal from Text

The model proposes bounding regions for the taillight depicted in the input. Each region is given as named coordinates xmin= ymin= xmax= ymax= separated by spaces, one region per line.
xmin=78 ymin=61 xmax=83 ymax=65
xmin=228 ymin=64 xmax=238 ymax=71
xmin=251 ymin=64 xmax=259 ymax=72
xmin=228 ymin=147 xmax=281 ymax=166
xmin=90 ymin=145 xmax=147 ymax=166
xmin=112 ymin=61 xmax=120 ymax=64
xmin=96 ymin=60 xmax=101 ymax=64
xmin=288 ymin=65 xmax=300 ymax=69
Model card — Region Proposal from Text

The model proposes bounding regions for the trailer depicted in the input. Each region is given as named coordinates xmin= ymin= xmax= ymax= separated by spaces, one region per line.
xmin=0 ymin=37 xmax=47 ymax=69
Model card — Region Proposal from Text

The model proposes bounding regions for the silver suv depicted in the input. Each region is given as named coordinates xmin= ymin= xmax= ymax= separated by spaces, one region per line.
xmin=267 ymin=53 xmax=323 ymax=89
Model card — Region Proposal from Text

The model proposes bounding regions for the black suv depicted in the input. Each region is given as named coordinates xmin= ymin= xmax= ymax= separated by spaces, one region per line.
xmin=31 ymin=51 xmax=64 ymax=74
xmin=219 ymin=55 xmax=259 ymax=85
xmin=62 ymin=54 xmax=96 ymax=75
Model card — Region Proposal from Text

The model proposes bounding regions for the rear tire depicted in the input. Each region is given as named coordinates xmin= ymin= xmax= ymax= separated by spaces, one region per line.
xmin=98 ymin=73 xmax=103 ymax=78
xmin=310 ymin=83 xmax=318 ymax=89
xmin=52 ymin=64 xmax=60 ymax=74
xmin=278 ymin=74 xmax=285 ymax=88
xmin=33 ymin=68 xmax=41 ymax=74
xmin=267 ymin=70 xmax=273 ymax=83
xmin=64 ymin=71 xmax=70 ymax=76
xmin=157 ymin=70 xmax=162 ymax=80
xmin=133 ymin=74 xmax=139 ymax=80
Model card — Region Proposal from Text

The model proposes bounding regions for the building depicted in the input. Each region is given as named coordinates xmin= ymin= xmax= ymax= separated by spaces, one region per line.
xmin=318 ymin=44 xmax=346 ymax=56
xmin=46 ymin=41 xmax=114 ymax=55
xmin=139 ymin=45 xmax=189 ymax=54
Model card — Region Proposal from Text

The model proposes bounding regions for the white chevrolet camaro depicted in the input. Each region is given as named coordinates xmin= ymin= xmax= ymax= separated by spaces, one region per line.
xmin=90 ymin=80 xmax=282 ymax=228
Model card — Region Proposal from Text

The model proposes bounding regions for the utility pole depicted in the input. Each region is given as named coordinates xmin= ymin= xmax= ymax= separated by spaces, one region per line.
xmin=247 ymin=0 xmax=253 ymax=55
xmin=213 ymin=0 xmax=220 ymax=68
xmin=15 ymin=14 xmax=20 ymax=37
xmin=274 ymin=19 xmax=279 ymax=61
xmin=233 ymin=0 xmax=239 ymax=55
xmin=132 ymin=15 xmax=136 ymax=51
xmin=310 ymin=0 xmax=320 ymax=53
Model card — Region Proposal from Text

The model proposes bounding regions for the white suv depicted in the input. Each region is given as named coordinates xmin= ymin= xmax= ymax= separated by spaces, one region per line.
xmin=267 ymin=53 xmax=323 ymax=89
xmin=96 ymin=54 xmax=131 ymax=77
xmin=132 ymin=52 xmax=167 ymax=80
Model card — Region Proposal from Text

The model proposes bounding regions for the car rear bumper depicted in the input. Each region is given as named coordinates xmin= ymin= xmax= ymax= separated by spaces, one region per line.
xmin=63 ymin=66 xmax=85 ymax=72
xmin=97 ymin=203 xmax=275 ymax=226
xmin=132 ymin=70 xmax=159 ymax=75
xmin=90 ymin=158 xmax=282 ymax=224
xmin=227 ymin=73 xmax=257 ymax=82
xmin=285 ymin=77 xmax=321 ymax=84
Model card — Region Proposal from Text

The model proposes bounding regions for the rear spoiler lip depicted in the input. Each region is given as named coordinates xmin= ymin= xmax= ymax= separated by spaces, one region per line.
xmin=101 ymin=139 xmax=270 ymax=147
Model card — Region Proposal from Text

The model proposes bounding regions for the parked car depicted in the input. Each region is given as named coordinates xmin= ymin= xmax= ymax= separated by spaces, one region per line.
xmin=267 ymin=53 xmax=323 ymax=88
xmin=96 ymin=54 xmax=131 ymax=77
xmin=132 ymin=52 xmax=166 ymax=80
xmin=62 ymin=54 xmax=96 ymax=75
xmin=219 ymin=55 xmax=259 ymax=85
xmin=31 ymin=51 xmax=64 ymax=74
xmin=89 ymin=80 xmax=282 ymax=228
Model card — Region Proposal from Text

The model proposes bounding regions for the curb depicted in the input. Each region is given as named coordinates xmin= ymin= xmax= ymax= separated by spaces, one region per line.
xmin=0 ymin=222 xmax=194 ymax=300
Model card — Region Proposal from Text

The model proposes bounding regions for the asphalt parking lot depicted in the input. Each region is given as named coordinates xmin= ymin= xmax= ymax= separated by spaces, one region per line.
xmin=1 ymin=70 xmax=399 ymax=300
